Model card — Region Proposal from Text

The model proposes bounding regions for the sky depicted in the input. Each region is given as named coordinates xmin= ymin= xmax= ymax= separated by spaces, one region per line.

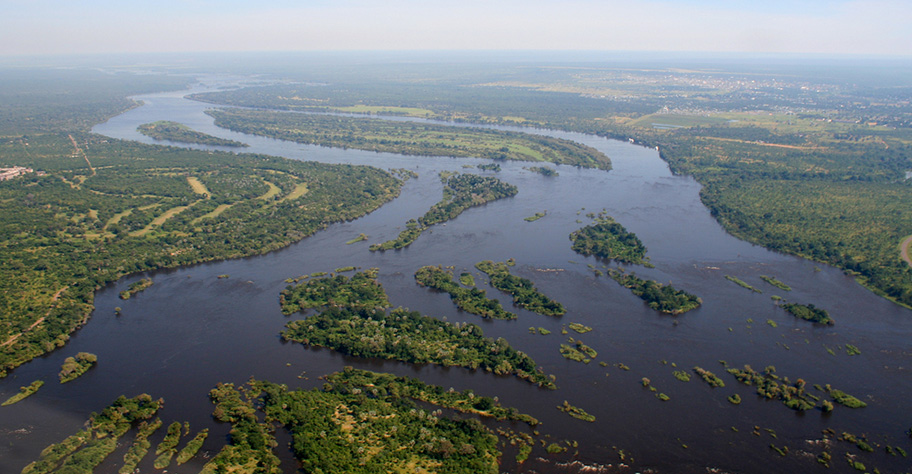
xmin=1 ymin=0 xmax=910 ymax=57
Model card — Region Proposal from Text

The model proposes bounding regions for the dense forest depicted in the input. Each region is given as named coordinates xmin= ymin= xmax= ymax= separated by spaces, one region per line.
xmin=137 ymin=121 xmax=248 ymax=147
xmin=570 ymin=216 xmax=649 ymax=265
xmin=0 ymin=133 xmax=402 ymax=377
xmin=475 ymin=260 xmax=566 ymax=317
xmin=280 ymin=269 xmax=389 ymax=315
xmin=415 ymin=265 xmax=516 ymax=320
xmin=607 ymin=270 xmax=702 ymax=315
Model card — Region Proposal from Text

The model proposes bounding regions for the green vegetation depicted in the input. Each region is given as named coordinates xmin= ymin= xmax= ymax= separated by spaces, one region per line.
xmin=608 ymin=270 xmax=701 ymax=315
xmin=477 ymin=163 xmax=501 ymax=172
xmin=459 ymin=272 xmax=475 ymax=286
xmin=415 ymin=265 xmax=516 ymax=319
xmin=155 ymin=421 xmax=183 ymax=455
xmin=22 ymin=394 xmax=162 ymax=474
xmin=781 ymin=302 xmax=834 ymax=325
xmin=559 ymin=338 xmax=597 ymax=364
xmin=206 ymin=108 xmax=611 ymax=169
xmin=176 ymin=428 xmax=209 ymax=465
xmin=567 ymin=322 xmax=592 ymax=333
xmin=137 ymin=121 xmax=248 ymax=147
xmin=201 ymin=382 xmax=281 ymax=474
xmin=673 ymin=370 xmax=692 ymax=382
xmin=570 ymin=217 xmax=649 ymax=265
xmin=694 ymin=367 xmax=725 ymax=388
xmin=0 ymin=134 xmax=401 ymax=378
xmin=524 ymin=211 xmax=547 ymax=222
xmin=280 ymin=269 xmax=389 ymax=314
xmin=525 ymin=166 xmax=558 ymax=176
xmin=119 ymin=277 xmax=152 ymax=300
xmin=59 ymin=352 xmax=97 ymax=383
xmin=728 ymin=394 xmax=742 ymax=404
xmin=1 ymin=380 xmax=44 ymax=406
xmin=725 ymin=275 xmax=762 ymax=293
xmin=558 ymin=400 xmax=596 ymax=422
xmin=827 ymin=386 xmax=868 ymax=408
xmin=334 ymin=266 xmax=356 ymax=273
xmin=845 ymin=344 xmax=862 ymax=356
xmin=371 ymin=173 xmax=517 ymax=250
xmin=656 ymin=393 xmax=671 ymax=402
xmin=119 ymin=418 xmax=162 ymax=474
xmin=760 ymin=276 xmax=792 ymax=291
xmin=726 ymin=365 xmax=865 ymax=412
xmin=345 ymin=233 xmax=368 ymax=244
xmin=475 ymin=260 xmax=566 ymax=316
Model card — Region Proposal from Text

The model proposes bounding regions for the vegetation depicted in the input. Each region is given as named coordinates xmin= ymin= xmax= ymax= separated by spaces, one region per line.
xmin=781 ymin=302 xmax=834 ymax=325
xmin=137 ymin=121 xmax=248 ymax=147
xmin=525 ymin=166 xmax=558 ymax=176
xmin=567 ymin=322 xmax=592 ymax=333
xmin=726 ymin=365 xmax=866 ymax=412
xmin=201 ymin=382 xmax=281 ymax=474
xmin=475 ymin=260 xmax=566 ymax=316
xmin=608 ymin=270 xmax=702 ymax=315
xmin=371 ymin=173 xmax=517 ymax=250
xmin=59 ymin=352 xmax=97 ymax=383
xmin=119 ymin=277 xmax=152 ymax=300
xmin=827 ymin=386 xmax=868 ymax=408
xmin=524 ymin=211 xmax=547 ymax=222
xmin=559 ymin=338 xmax=598 ymax=364
xmin=0 ymin=134 xmax=401 ymax=378
xmin=175 ymin=428 xmax=209 ymax=465
xmin=760 ymin=276 xmax=792 ymax=291
xmin=673 ymin=370 xmax=692 ymax=382
xmin=284 ymin=306 xmax=554 ymax=388
xmin=728 ymin=394 xmax=742 ymax=404
xmin=570 ymin=217 xmax=649 ymax=265
xmin=155 ymin=421 xmax=183 ymax=455
xmin=119 ymin=418 xmax=162 ymax=474
xmin=1 ymin=379 xmax=44 ymax=406
xmin=206 ymin=108 xmax=611 ymax=169
xmin=725 ymin=275 xmax=762 ymax=293
xmin=280 ymin=269 xmax=389 ymax=315
xmin=459 ymin=272 xmax=475 ymax=286
xmin=22 ymin=394 xmax=162 ymax=474
xmin=558 ymin=400 xmax=596 ymax=422
xmin=477 ymin=163 xmax=501 ymax=172
xmin=415 ymin=265 xmax=516 ymax=319
xmin=345 ymin=233 xmax=368 ymax=244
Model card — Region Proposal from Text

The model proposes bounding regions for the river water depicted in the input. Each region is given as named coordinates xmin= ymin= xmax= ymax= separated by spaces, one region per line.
xmin=1 ymin=76 xmax=910 ymax=474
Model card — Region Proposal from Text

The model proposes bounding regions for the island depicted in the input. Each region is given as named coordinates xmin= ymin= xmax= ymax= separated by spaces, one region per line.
xmin=137 ymin=121 xmax=248 ymax=147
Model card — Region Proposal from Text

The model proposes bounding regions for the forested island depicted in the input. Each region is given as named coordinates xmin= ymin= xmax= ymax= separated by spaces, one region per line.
xmin=280 ymin=269 xmax=389 ymax=314
xmin=475 ymin=260 xmax=566 ymax=316
xmin=371 ymin=173 xmax=517 ymax=250
xmin=608 ymin=270 xmax=701 ymax=314
xmin=205 ymin=108 xmax=611 ymax=169
xmin=415 ymin=265 xmax=516 ymax=319
xmin=570 ymin=217 xmax=649 ymax=265
xmin=137 ymin=120 xmax=248 ymax=147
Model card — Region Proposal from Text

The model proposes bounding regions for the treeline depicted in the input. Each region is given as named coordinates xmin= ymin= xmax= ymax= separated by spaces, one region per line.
xmin=205 ymin=108 xmax=612 ymax=169
xmin=414 ymin=265 xmax=516 ymax=320
xmin=475 ymin=260 xmax=566 ymax=316
xmin=0 ymin=133 xmax=402 ymax=377
xmin=137 ymin=121 xmax=248 ymax=147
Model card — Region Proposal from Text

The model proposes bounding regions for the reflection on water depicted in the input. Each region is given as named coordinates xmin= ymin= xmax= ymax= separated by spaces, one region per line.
xmin=1 ymin=78 xmax=910 ymax=474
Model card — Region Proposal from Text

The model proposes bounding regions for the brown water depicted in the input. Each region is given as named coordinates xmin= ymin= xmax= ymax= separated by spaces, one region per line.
xmin=1 ymin=77 xmax=910 ymax=474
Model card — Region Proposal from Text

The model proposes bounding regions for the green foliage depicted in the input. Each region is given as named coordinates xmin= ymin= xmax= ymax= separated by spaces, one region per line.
xmin=119 ymin=418 xmax=162 ymax=474
xmin=673 ymin=370 xmax=691 ymax=382
xmin=59 ymin=352 xmax=97 ymax=383
xmin=570 ymin=218 xmax=649 ymax=265
xmin=458 ymin=272 xmax=475 ymax=287
xmin=524 ymin=211 xmax=547 ymax=222
xmin=415 ymin=265 xmax=516 ymax=320
xmin=155 ymin=421 xmax=183 ymax=455
xmin=280 ymin=269 xmax=389 ymax=315
xmin=202 ymin=383 xmax=281 ymax=474
xmin=283 ymin=307 xmax=555 ymax=388
xmin=608 ymin=270 xmax=701 ymax=315
xmin=759 ymin=275 xmax=791 ymax=291
xmin=119 ymin=277 xmax=152 ymax=300
xmin=726 ymin=365 xmax=832 ymax=412
xmin=475 ymin=260 xmax=566 ymax=316
xmin=845 ymin=344 xmax=862 ymax=356
xmin=728 ymin=394 xmax=742 ymax=404
xmin=725 ymin=275 xmax=762 ymax=293
xmin=525 ymin=166 xmax=558 ymax=176
xmin=137 ymin=121 xmax=248 ymax=147
xmin=345 ymin=233 xmax=368 ymax=244
xmin=371 ymin=173 xmax=518 ymax=251
xmin=781 ymin=302 xmax=834 ymax=325
xmin=477 ymin=163 xmax=501 ymax=172
xmin=1 ymin=379 xmax=43 ymax=406
xmin=559 ymin=337 xmax=597 ymax=364
xmin=176 ymin=429 xmax=209 ymax=465
xmin=567 ymin=322 xmax=592 ymax=333
xmin=827 ymin=386 xmax=868 ymax=408
xmin=206 ymin=108 xmax=611 ymax=169
xmin=0 ymin=134 xmax=401 ymax=378
xmin=558 ymin=400 xmax=595 ymax=422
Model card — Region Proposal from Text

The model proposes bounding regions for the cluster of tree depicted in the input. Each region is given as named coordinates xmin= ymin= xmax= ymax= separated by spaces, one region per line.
xmin=22 ymin=394 xmax=163 ymax=474
xmin=280 ymin=269 xmax=389 ymax=315
xmin=283 ymin=307 xmax=555 ymax=388
xmin=0 ymin=133 xmax=402 ymax=378
xmin=201 ymin=383 xmax=281 ymax=474
xmin=137 ymin=121 xmax=248 ymax=147
xmin=152 ymin=421 xmax=183 ymax=469
xmin=371 ymin=173 xmax=517 ymax=251
xmin=119 ymin=418 xmax=162 ymax=474
xmin=414 ymin=265 xmax=516 ymax=320
xmin=557 ymin=400 xmax=595 ymax=422
xmin=474 ymin=260 xmax=566 ymax=316
xmin=206 ymin=108 xmax=611 ymax=169
xmin=119 ymin=277 xmax=152 ymax=300
xmin=725 ymin=365 xmax=863 ymax=412
xmin=59 ymin=352 xmax=97 ymax=383
xmin=607 ymin=270 xmax=701 ymax=315
xmin=1 ymin=379 xmax=44 ymax=406
xmin=692 ymin=367 xmax=725 ymax=388
xmin=780 ymin=302 xmax=834 ymax=325
xmin=570 ymin=218 xmax=649 ymax=265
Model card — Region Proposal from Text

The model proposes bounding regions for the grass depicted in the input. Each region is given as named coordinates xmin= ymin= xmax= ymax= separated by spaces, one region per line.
xmin=279 ymin=182 xmax=308 ymax=202
xmin=186 ymin=177 xmax=209 ymax=195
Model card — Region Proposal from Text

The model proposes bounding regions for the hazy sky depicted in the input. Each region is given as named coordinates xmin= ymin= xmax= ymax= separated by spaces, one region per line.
xmin=2 ymin=0 xmax=910 ymax=57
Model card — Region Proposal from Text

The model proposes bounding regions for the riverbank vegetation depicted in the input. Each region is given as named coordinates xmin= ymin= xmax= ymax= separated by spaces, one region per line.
xmin=1 ymin=380 xmax=44 ymax=406
xmin=205 ymin=108 xmax=611 ymax=169
xmin=608 ymin=270 xmax=702 ymax=315
xmin=119 ymin=277 xmax=152 ymax=300
xmin=415 ymin=265 xmax=516 ymax=319
xmin=137 ymin=121 xmax=248 ymax=147
xmin=371 ymin=173 xmax=517 ymax=251
xmin=22 ymin=394 xmax=163 ymax=474
xmin=475 ymin=260 xmax=566 ymax=316
xmin=0 ymin=133 xmax=401 ymax=377
xmin=280 ymin=269 xmax=388 ymax=315
xmin=59 ymin=352 xmax=97 ymax=383
xmin=570 ymin=217 xmax=649 ymax=265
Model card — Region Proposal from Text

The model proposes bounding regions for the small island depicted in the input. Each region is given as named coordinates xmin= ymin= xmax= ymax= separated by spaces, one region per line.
xmin=280 ymin=269 xmax=388 ymax=314
xmin=475 ymin=260 xmax=566 ymax=316
xmin=415 ymin=265 xmax=516 ymax=320
xmin=119 ymin=277 xmax=153 ymax=300
xmin=1 ymin=380 xmax=44 ymax=406
xmin=570 ymin=217 xmax=649 ymax=265
xmin=137 ymin=121 xmax=248 ymax=147
xmin=780 ymin=302 xmax=834 ymax=325
xmin=608 ymin=270 xmax=701 ymax=315
xmin=59 ymin=352 xmax=97 ymax=383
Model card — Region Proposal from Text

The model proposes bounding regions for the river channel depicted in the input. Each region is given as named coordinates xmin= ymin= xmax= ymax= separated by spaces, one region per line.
xmin=1 ymin=76 xmax=910 ymax=474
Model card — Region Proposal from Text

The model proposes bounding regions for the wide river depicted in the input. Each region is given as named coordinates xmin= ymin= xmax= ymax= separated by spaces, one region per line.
xmin=2 ymin=76 xmax=910 ymax=474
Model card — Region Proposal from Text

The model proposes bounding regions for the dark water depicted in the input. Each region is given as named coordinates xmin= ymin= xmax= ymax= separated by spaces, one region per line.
xmin=2 ymin=78 xmax=911 ymax=474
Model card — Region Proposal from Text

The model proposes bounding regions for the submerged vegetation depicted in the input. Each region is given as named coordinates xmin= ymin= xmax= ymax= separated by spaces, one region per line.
xmin=475 ymin=260 xmax=566 ymax=316
xmin=137 ymin=120 xmax=248 ymax=147
xmin=608 ymin=270 xmax=701 ymax=315
xmin=415 ymin=265 xmax=516 ymax=319
xmin=371 ymin=173 xmax=517 ymax=251
xmin=570 ymin=217 xmax=649 ymax=265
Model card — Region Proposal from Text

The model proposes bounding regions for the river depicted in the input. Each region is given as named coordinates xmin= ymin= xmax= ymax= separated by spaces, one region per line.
xmin=1 ymin=76 xmax=910 ymax=474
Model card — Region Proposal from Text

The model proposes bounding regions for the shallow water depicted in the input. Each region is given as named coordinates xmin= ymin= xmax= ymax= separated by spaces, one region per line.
xmin=1 ymin=78 xmax=910 ymax=474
